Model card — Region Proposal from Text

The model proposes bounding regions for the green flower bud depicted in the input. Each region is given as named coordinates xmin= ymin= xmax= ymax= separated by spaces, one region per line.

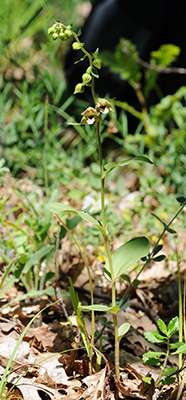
xmin=74 ymin=83 xmax=85 ymax=94
xmin=82 ymin=73 xmax=92 ymax=84
xmin=52 ymin=32 xmax=58 ymax=40
xmin=48 ymin=26 xmax=55 ymax=35
xmin=72 ymin=41 xmax=84 ymax=50
xmin=64 ymin=29 xmax=72 ymax=39
xmin=93 ymin=58 xmax=102 ymax=69
xmin=86 ymin=66 xmax=92 ymax=74
xmin=59 ymin=32 xmax=66 ymax=41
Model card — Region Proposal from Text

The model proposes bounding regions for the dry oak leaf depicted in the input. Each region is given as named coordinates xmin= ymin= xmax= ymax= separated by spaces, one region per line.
xmin=82 ymin=367 xmax=112 ymax=400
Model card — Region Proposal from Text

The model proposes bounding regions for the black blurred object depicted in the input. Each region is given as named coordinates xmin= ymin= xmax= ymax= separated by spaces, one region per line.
xmin=65 ymin=0 xmax=186 ymax=105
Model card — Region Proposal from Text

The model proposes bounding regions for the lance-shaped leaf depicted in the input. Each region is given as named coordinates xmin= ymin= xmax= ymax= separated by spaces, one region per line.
xmin=23 ymin=245 xmax=54 ymax=274
xmin=46 ymin=202 xmax=106 ymax=235
xmin=79 ymin=304 xmax=120 ymax=315
xmin=104 ymin=236 xmax=150 ymax=281
xmin=103 ymin=156 xmax=152 ymax=178
xmin=172 ymin=343 xmax=186 ymax=354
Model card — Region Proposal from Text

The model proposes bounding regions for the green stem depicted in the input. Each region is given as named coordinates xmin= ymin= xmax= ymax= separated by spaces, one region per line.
xmin=113 ymin=100 xmax=144 ymax=121
xmin=43 ymin=94 xmax=49 ymax=197
xmin=64 ymin=25 xmax=97 ymax=104
xmin=96 ymin=122 xmax=105 ymax=228
xmin=96 ymin=120 xmax=120 ymax=378
xmin=55 ymin=216 xmax=95 ymax=357
xmin=156 ymin=339 xmax=169 ymax=385
xmin=176 ymin=239 xmax=183 ymax=382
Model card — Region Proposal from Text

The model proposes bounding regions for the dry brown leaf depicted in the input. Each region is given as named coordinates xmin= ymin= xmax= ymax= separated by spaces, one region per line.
xmin=25 ymin=325 xmax=58 ymax=351
xmin=34 ymin=358 xmax=69 ymax=386
xmin=82 ymin=367 xmax=109 ymax=400
xmin=0 ymin=337 xmax=35 ymax=364
xmin=114 ymin=374 xmax=145 ymax=399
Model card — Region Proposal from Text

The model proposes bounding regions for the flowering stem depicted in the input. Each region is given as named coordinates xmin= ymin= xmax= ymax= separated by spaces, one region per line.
xmin=96 ymin=120 xmax=120 ymax=378
xmin=68 ymin=28 xmax=97 ymax=105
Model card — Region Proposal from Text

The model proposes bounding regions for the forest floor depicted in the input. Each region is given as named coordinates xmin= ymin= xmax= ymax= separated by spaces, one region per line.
xmin=1 ymin=171 xmax=186 ymax=400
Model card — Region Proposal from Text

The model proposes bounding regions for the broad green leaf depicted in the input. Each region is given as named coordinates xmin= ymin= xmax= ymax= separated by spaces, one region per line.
xmin=172 ymin=343 xmax=186 ymax=354
xmin=158 ymin=319 xmax=167 ymax=335
xmin=160 ymin=377 xmax=175 ymax=385
xmin=170 ymin=342 xmax=184 ymax=350
xmin=104 ymin=237 xmax=150 ymax=281
xmin=162 ymin=368 xmax=177 ymax=377
xmin=143 ymin=351 xmax=166 ymax=366
xmin=150 ymin=44 xmax=180 ymax=68
xmin=79 ymin=304 xmax=120 ymax=315
xmin=142 ymin=352 xmax=162 ymax=366
xmin=67 ymin=215 xmax=82 ymax=230
xmin=144 ymin=44 xmax=180 ymax=98
xmin=101 ymin=38 xmax=141 ymax=85
xmin=153 ymin=255 xmax=166 ymax=262
xmin=144 ymin=331 xmax=166 ymax=344
xmin=120 ymin=274 xmax=131 ymax=283
xmin=117 ymin=323 xmax=130 ymax=342
xmin=168 ymin=316 xmax=179 ymax=336
xmin=103 ymin=156 xmax=152 ymax=178
xmin=143 ymin=351 xmax=166 ymax=359
xmin=23 ymin=245 xmax=54 ymax=274
xmin=46 ymin=203 xmax=106 ymax=235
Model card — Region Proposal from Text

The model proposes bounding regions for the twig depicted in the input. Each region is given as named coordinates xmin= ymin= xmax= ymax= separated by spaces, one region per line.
xmin=122 ymin=46 xmax=186 ymax=75
xmin=56 ymin=287 xmax=69 ymax=321
xmin=54 ymin=224 xmax=60 ymax=280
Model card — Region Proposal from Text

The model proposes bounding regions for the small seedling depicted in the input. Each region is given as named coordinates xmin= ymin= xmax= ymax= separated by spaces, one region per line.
xmin=143 ymin=316 xmax=186 ymax=385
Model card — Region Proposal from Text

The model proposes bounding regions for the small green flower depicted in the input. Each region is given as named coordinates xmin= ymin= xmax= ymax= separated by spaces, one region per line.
xmin=93 ymin=58 xmax=102 ymax=69
xmin=81 ymin=107 xmax=102 ymax=125
xmin=86 ymin=66 xmax=92 ymax=74
xmin=48 ymin=26 xmax=55 ymax=35
xmin=52 ymin=32 xmax=58 ymax=41
xmin=96 ymin=98 xmax=114 ymax=114
xmin=64 ymin=29 xmax=72 ymax=39
xmin=72 ymin=41 xmax=84 ymax=50
xmin=59 ymin=31 xmax=67 ymax=41
xmin=74 ymin=83 xmax=85 ymax=94
xmin=82 ymin=73 xmax=92 ymax=84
